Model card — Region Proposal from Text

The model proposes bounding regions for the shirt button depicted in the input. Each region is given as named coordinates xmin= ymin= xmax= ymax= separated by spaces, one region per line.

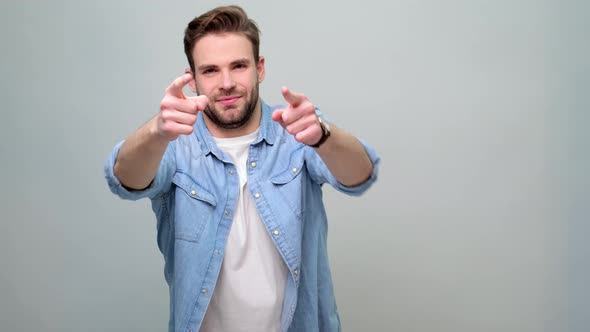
xmin=273 ymin=230 xmax=280 ymax=236
xmin=229 ymin=170 xmax=234 ymax=176
xmin=250 ymin=161 xmax=257 ymax=168
xmin=254 ymin=193 xmax=260 ymax=199
xmin=292 ymin=167 xmax=297 ymax=173
xmin=224 ymin=210 xmax=230 ymax=217
xmin=190 ymin=190 xmax=196 ymax=196
xmin=294 ymin=268 xmax=299 ymax=276
xmin=201 ymin=288 xmax=208 ymax=295
xmin=215 ymin=249 xmax=222 ymax=255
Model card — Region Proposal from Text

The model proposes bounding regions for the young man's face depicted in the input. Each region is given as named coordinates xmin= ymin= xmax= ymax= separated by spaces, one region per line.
xmin=191 ymin=32 xmax=265 ymax=134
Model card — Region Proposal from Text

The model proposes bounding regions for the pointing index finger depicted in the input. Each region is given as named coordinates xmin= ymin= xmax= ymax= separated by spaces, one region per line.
xmin=281 ymin=86 xmax=305 ymax=107
xmin=167 ymin=73 xmax=193 ymax=98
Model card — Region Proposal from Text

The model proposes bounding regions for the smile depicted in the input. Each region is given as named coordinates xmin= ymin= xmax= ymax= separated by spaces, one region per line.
xmin=217 ymin=96 xmax=241 ymax=106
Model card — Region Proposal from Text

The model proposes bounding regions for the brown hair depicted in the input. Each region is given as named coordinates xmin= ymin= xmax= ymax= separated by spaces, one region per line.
xmin=184 ymin=5 xmax=261 ymax=73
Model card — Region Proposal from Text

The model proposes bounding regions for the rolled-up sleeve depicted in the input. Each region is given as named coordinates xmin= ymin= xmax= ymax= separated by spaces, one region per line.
xmin=104 ymin=140 xmax=176 ymax=200
xmin=305 ymin=137 xmax=380 ymax=196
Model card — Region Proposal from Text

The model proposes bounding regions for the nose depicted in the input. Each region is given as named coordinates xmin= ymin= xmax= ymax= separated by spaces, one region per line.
xmin=220 ymin=69 xmax=236 ymax=91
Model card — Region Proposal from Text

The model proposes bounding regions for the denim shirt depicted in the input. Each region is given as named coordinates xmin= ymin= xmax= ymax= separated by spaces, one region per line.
xmin=104 ymin=101 xmax=380 ymax=332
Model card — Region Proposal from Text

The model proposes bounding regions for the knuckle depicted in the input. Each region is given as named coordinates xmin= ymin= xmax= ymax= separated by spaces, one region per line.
xmin=294 ymin=133 xmax=305 ymax=143
xmin=160 ymin=96 xmax=173 ymax=110
xmin=160 ymin=109 xmax=172 ymax=119
xmin=182 ymin=125 xmax=194 ymax=135
xmin=187 ymin=114 xmax=197 ymax=125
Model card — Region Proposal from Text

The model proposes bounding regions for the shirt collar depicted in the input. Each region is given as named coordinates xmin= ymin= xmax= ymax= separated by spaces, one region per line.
xmin=194 ymin=99 xmax=277 ymax=158
xmin=257 ymin=99 xmax=278 ymax=146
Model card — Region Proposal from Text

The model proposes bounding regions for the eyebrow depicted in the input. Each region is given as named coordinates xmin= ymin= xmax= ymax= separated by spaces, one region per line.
xmin=197 ymin=58 xmax=251 ymax=71
xmin=231 ymin=58 xmax=251 ymax=66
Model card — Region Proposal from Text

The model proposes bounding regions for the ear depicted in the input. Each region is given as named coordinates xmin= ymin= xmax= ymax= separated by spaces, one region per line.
xmin=257 ymin=56 xmax=266 ymax=83
xmin=185 ymin=68 xmax=197 ymax=94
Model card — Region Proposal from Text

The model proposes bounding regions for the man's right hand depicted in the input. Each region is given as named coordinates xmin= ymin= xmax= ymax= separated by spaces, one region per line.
xmin=155 ymin=73 xmax=209 ymax=141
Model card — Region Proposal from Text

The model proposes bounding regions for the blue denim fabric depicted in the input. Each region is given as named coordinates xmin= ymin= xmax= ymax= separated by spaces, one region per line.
xmin=104 ymin=100 xmax=380 ymax=332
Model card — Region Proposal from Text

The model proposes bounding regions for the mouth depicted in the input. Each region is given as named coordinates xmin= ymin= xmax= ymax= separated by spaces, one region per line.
xmin=216 ymin=95 xmax=241 ymax=107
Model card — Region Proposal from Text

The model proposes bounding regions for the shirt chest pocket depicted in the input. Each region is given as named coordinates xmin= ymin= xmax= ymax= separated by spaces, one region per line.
xmin=172 ymin=172 xmax=217 ymax=243
xmin=270 ymin=155 xmax=305 ymax=219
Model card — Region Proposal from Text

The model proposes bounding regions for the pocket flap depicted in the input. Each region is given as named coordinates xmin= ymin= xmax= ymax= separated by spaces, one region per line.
xmin=172 ymin=172 xmax=217 ymax=206
xmin=270 ymin=158 xmax=305 ymax=185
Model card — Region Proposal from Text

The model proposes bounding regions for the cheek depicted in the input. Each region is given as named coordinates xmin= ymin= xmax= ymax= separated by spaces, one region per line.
xmin=237 ymin=71 xmax=257 ymax=87
xmin=199 ymin=72 xmax=222 ymax=86
xmin=195 ymin=81 xmax=212 ymax=96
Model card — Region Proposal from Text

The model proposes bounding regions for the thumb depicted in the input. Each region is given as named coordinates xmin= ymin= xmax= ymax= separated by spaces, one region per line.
xmin=189 ymin=95 xmax=209 ymax=111
xmin=272 ymin=109 xmax=285 ymax=126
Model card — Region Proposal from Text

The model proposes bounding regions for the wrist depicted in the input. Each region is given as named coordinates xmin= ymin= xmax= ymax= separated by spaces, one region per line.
xmin=311 ymin=116 xmax=331 ymax=148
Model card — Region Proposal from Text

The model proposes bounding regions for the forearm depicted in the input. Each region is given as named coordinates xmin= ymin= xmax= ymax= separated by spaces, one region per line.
xmin=313 ymin=125 xmax=373 ymax=187
xmin=114 ymin=116 xmax=170 ymax=190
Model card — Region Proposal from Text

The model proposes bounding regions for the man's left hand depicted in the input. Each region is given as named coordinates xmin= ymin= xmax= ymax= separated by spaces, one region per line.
xmin=271 ymin=87 xmax=322 ymax=146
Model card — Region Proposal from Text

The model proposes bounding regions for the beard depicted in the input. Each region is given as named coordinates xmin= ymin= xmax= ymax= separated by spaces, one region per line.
xmin=201 ymin=83 xmax=259 ymax=130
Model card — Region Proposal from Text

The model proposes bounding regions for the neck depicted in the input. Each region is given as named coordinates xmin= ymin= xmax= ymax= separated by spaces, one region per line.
xmin=204 ymin=99 xmax=262 ymax=138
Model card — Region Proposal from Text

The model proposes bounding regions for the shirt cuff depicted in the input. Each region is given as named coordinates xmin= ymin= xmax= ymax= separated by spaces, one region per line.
xmin=326 ymin=137 xmax=380 ymax=196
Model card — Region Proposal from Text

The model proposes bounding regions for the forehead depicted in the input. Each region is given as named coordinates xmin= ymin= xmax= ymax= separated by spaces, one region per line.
xmin=193 ymin=33 xmax=255 ymax=66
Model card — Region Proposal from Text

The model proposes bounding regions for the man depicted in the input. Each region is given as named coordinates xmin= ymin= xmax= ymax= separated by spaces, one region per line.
xmin=104 ymin=5 xmax=379 ymax=332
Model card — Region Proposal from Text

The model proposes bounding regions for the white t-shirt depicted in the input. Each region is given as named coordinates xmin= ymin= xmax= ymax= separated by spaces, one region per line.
xmin=200 ymin=129 xmax=288 ymax=332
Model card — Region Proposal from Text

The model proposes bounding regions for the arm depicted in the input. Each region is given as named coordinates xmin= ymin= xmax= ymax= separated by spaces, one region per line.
xmin=114 ymin=73 xmax=208 ymax=190
xmin=271 ymin=87 xmax=373 ymax=187
xmin=312 ymin=125 xmax=372 ymax=186
xmin=113 ymin=117 xmax=170 ymax=190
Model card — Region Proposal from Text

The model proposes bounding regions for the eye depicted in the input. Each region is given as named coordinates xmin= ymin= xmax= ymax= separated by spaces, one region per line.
xmin=234 ymin=63 xmax=247 ymax=70
xmin=202 ymin=68 xmax=217 ymax=75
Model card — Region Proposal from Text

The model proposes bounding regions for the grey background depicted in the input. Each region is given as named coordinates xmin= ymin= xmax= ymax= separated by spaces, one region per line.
xmin=1 ymin=0 xmax=587 ymax=331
